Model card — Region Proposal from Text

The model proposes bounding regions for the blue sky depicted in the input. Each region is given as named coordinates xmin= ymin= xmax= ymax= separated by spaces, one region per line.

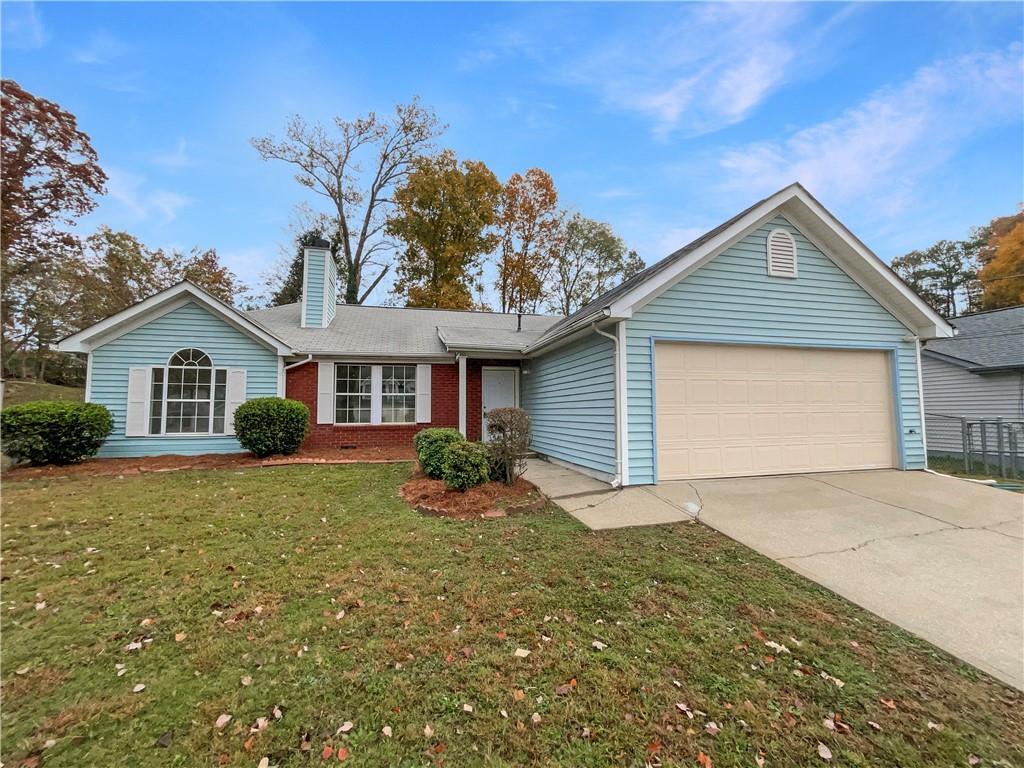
xmin=3 ymin=2 xmax=1022 ymax=306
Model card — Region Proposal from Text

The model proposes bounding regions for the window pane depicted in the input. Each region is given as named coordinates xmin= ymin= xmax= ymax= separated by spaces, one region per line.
xmin=215 ymin=368 xmax=226 ymax=385
xmin=382 ymin=394 xmax=415 ymax=423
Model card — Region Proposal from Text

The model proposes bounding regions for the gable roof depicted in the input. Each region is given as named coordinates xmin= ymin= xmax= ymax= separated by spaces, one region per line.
xmin=245 ymin=303 xmax=560 ymax=358
xmin=526 ymin=183 xmax=954 ymax=352
xmin=923 ymin=305 xmax=1024 ymax=371
xmin=57 ymin=281 xmax=296 ymax=355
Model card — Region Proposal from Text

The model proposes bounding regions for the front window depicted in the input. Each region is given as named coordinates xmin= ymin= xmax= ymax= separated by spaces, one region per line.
xmin=381 ymin=365 xmax=416 ymax=424
xmin=335 ymin=364 xmax=371 ymax=424
xmin=149 ymin=348 xmax=227 ymax=435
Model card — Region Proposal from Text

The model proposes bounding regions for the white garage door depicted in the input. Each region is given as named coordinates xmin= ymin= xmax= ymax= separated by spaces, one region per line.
xmin=655 ymin=342 xmax=897 ymax=480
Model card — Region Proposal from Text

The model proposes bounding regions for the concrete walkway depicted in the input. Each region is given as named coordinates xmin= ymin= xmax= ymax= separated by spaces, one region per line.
xmin=524 ymin=459 xmax=695 ymax=529
xmin=528 ymin=458 xmax=1023 ymax=690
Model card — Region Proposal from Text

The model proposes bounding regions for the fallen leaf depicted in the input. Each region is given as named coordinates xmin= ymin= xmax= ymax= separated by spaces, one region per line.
xmin=513 ymin=647 xmax=530 ymax=658
xmin=382 ymin=725 xmax=392 ymax=737
xmin=215 ymin=714 xmax=232 ymax=729
xmin=250 ymin=717 xmax=269 ymax=734
xmin=35 ymin=601 xmax=46 ymax=611
xmin=647 ymin=739 xmax=662 ymax=755
xmin=140 ymin=617 xmax=155 ymax=627
xmin=300 ymin=732 xmax=312 ymax=751
xmin=424 ymin=724 xmax=434 ymax=738
xmin=500 ymin=709 xmax=508 ymax=718
xmin=867 ymin=721 xmax=881 ymax=731
xmin=258 ymin=759 xmax=270 ymax=768
xmin=463 ymin=703 xmax=474 ymax=714
xmin=496 ymin=631 xmax=507 ymax=640
xmin=175 ymin=632 xmax=187 ymax=642
xmin=676 ymin=702 xmax=694 ymax=719
xmin=337 ymin=721 xmax=354 ymax=734
xmin=272 ymin=705 xmax=283 ymax=720
xmin=765 ymin=640 xmax=790 ymax=654
xmin=132 ymin=683 xmax=146 ymax=693
xmin=337 ymin=746 xmax=350 ymax=761
xmin=241 ymin=675 xmax=253 ymax=686
xmin=155 ymin=730 xmax=173 ymax=748
xmin=591 ymin=640 xmax=608 ymax=651
xmin=531 ymin=712 xmax=542 ymax=725
xmin=880 ymin=698 xmax=897 ymax=710
xmin=705 ymin=721 xmax=720 ymax=736
xmin=817 ymin=742 xmax=833 ymax=761
xmin=820 ymin=671 xmax=845 ymax=688
xmin=513 ymin=689 xmax=526 ymax=701
xmin=968 ymin=756 xmax=981 ymax=766
xmin=322 ymin=746 xmax=334 ymax=759
xmin=755 ymin=751 xmax=766 ymax=767
xmin=927 ymin=721 xmax=944 ymax=731
xmin=697 ymin=751 xmax=713 ymax=768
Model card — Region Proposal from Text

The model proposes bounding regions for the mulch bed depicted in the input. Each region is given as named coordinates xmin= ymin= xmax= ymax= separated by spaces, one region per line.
xmin=3 ymin=446 xmax=416 ymax=480
xmin=399 ymin=469 xmax=546 ymax=520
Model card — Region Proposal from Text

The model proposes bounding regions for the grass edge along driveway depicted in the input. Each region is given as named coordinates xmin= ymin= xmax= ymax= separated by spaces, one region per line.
xmin=2 ymin=463 xmax=1021 ymax=767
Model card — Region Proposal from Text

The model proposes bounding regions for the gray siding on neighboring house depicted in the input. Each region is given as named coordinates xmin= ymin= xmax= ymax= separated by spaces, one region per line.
xmin=521 ymin=331 xmax=617 ymax=477
xmin=921 ymin=354 xmax=1024 ymax=456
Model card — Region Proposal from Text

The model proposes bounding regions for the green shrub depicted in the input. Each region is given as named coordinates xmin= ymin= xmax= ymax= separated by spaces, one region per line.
xmin=485 ymin=407 xmax=532 ymax=485
xmin=413 ymin=427 xmax=464 ymax=478
xmin=233 ymin=397 xmax=309 ymax=458
xmin=440 ymin=441 xmax=491 ymax=491
xmin=1 ymin=400 xmax=113 ymax=465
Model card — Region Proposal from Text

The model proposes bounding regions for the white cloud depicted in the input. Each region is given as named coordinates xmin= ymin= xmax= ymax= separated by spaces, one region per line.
xmin=105 ymin=167 xmax=191 ymax=224
xmin=717 ymin=45 xmax=1024 ymax=213
xmin=565 ymin=4 xmax=808 ymax=138
xmin=152 ymin=139 xmax=196 ymax=170
xmin=72 ymin=29 xmax=125 ymax=64
xmin=2 ymin=2 xmax=48 ymax=49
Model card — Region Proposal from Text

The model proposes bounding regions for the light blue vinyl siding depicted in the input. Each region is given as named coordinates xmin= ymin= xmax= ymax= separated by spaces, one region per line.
xmin=90 ymin=301 xmax=281 ymax=457
xmin=625 ymin=215 xmax=924 ymax=484
xmin=303 ymin=250 xmax=325 ymax=327
xmin=522 ymin=332 xmax=617 ymax=476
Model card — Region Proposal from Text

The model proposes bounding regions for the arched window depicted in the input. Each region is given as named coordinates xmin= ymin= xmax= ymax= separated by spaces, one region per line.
xmin=148 ymin=348 xmax=228 ymax=435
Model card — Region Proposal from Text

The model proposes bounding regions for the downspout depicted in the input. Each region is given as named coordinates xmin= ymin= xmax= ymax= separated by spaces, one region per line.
xmin=591 ymin=315 xmax=622 ymax=488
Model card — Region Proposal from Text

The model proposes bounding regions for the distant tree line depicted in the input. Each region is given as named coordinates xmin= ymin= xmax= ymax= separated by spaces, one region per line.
xmin=891 ymin=211 xmax=1024 ymax=318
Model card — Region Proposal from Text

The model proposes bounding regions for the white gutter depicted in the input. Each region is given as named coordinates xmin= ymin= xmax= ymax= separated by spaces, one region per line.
xmin=591 ymin=312 xmax=623 ymax=488
xmin=285 ymin=354 xmax=313 ymax=370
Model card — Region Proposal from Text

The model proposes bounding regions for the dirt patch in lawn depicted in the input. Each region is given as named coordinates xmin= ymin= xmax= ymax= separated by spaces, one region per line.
xmin=400 ymin=470 xmax=545 ymax=519
xmin=3 ymin=445 xmax=416 ymax=479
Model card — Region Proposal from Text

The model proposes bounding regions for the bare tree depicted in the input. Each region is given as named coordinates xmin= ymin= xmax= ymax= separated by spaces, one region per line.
xmin=252 ymin=99 xmax=443 ymax=304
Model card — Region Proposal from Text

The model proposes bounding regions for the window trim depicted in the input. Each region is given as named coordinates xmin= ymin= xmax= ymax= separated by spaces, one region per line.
xmin=332 ymin=362 xmax=418 ymax=427
xmin=148 ymin=348 xmax=229 ymax=437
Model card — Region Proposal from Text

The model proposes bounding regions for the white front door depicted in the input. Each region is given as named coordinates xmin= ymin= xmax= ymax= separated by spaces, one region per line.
xmin=482 ymin=367 xmax=518 ymax=440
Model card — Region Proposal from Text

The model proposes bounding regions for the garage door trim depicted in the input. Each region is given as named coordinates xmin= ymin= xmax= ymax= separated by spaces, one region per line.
xmin=648 ymin=335 xmax=905 ymax=481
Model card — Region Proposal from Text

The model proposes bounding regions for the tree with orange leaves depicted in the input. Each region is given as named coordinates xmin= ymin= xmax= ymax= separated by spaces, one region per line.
xmin=977 ymin=210 xmax=1024 ymax=310
xmin=495 ymin=168 xmax=562 ymax=314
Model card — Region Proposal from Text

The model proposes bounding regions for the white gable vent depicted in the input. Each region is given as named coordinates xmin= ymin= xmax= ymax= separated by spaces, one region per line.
xmin=766 ymin=228 xmax=797 ymax=278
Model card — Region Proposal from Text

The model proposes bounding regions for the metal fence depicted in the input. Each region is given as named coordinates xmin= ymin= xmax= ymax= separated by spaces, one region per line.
xmin=925 ymin=413 xmax=1024 ymax=478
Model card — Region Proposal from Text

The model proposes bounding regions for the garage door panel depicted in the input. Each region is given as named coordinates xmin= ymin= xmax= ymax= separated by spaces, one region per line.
xmin=655 ymin=343 xmax=896 ymax=480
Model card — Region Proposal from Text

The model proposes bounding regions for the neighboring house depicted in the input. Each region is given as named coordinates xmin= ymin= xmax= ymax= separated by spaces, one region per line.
xmin=921 ymin=306 xmax=1024 ymax=458
xmin=58 ymin=183 xmax=952 ymax=484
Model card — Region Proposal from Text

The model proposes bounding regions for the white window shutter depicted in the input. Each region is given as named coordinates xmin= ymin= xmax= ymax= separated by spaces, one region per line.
xmin=370 ymin=365 xmax=383 ymax=425
xmin=125 ymin=367 xmax=150 ymax=437
xmin=317 ymin=362 xmax=335 ymax=424
xmin=225 ymin=368 xmax=247 ymax=435
xmin=415 ymin=364 xmax=432 ymax=423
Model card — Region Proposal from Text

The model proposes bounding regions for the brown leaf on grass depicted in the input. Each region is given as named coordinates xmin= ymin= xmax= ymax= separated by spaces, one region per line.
xmin=867 ymin=721 xmax=881 ymax=731
xmin=704 ymin=721 xmax=720 ymax=736
xmin=880 ymin=698 xmax=897 ymax=710
xmin=531 ymin=712 xmax=542 ymax=725
xmin=257 ymin=758 xmax=269 ymax=768
xmin=215 ymin=714 xmax=232 ymax=729
xmin=423 ymin=724 xmax=434 ymax=738
xmin=697 ymin=751 xmax=713 ymax=768
xmin=322 ymin=746 xmax=334 ymax=759
xmin=300 ymin=732 xmax=313 ymax=751
xmin=241 ymin=675 xmax=253 ymax=686
xmin=336 ymin=721 xmax=354 ymax=734
xmin=513 ymin=689 xmax=525 ymax=702
xmin=496 ymin=631 xmax=507 ymax=640
xmin=676 ymin=702 xmax=694 ymax=719
xmin=174 ymin=632 xmax=187 ymax=642
xmin=250 ymin=717 xmax=269 ymax=734
xmin=647 ymin=739 xmax=662 ymax=755
xmin=337 ymin=746 xmax=350 ymax=761
xmin=817 ymin=742 xmax=833 ymax=760
xmin=755 ymin=751 xmax=766 ymax=767
xmin=555 ymin=678 xmax=577 ymax=696
xmin=514 ymin=647 xmax=530 ymax=658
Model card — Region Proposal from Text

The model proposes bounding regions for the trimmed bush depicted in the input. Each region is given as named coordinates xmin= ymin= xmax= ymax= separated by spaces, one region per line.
xmin=485 ymin=407 xmax=532 ymax=485
xmin=413 ymin=427 xmax=464 ymax=478
xmin=1 ymin=400 xmax=113 ymax=465
xmin=440 ymin=441 xmax=490 ymax=491
xmin=233 ymin=397 xmax=309 ymax=458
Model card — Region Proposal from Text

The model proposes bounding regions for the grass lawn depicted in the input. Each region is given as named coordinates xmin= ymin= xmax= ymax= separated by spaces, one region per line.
xmin=928 ymin=455 xmax=1023 ymax=484
xmin=2 ymin=380 xmax=84 ymax=408
xmin=2 ymin=464 xmax=1020 ymax=767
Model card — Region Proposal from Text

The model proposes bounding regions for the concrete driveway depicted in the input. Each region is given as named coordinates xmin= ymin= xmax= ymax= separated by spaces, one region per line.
xmin=648 ymin=471 xmax=1023 ymax=691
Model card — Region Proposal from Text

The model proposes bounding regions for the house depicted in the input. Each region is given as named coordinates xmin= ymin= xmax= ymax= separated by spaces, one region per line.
xmin=58 ymin=183 xmax=953 ymax=484
xmin=921 ymin=306 xmax=1024 ymax=459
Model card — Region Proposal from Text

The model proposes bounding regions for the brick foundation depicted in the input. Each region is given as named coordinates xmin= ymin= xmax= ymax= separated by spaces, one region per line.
xmin=285 ymin=360 xmax=518 ymax=450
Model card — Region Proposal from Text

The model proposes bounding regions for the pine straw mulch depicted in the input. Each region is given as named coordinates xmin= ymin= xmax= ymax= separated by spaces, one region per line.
xmin=3 ymin=446 xmax=416 ymax=480
xmin=399 ymin=469 xmax=546 ymax=520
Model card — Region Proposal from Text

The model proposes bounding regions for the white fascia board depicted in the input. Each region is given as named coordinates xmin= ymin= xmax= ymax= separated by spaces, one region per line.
xmin=57 ymin=281 xmax=296 ymax=355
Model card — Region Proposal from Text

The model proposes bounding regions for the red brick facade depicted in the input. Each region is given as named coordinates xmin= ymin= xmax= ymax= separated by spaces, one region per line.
xmin=285 ymin=359 xmax=518 ymax=450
